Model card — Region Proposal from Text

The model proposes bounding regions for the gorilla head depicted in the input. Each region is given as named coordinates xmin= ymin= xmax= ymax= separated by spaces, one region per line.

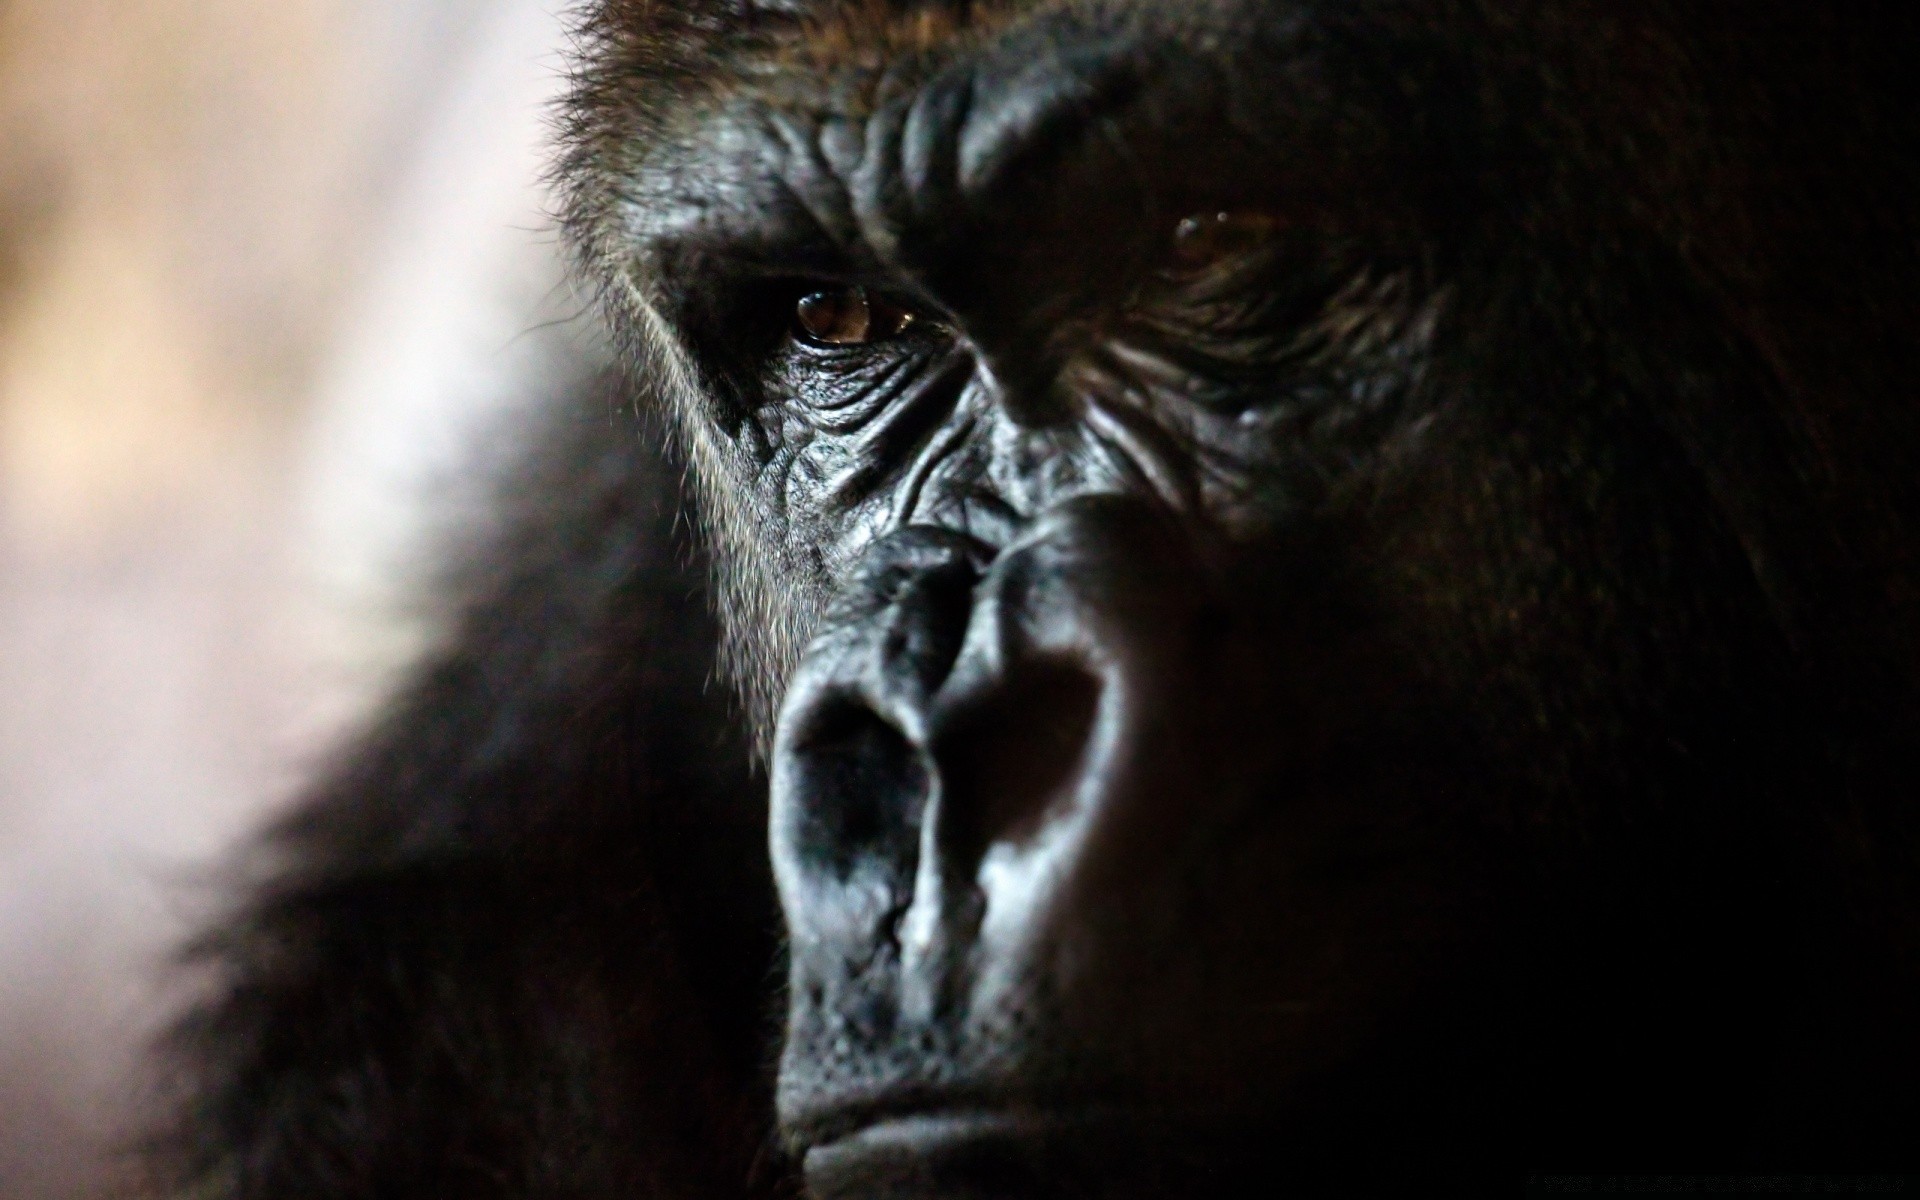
xmin=559 ymin=0 xmax=1920 ymax=1189
xmin=151 ymin=2 xmax=1920 ymax=1197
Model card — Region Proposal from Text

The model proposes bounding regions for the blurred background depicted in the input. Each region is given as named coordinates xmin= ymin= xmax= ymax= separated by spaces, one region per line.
xmin=0 ymin=1 xmax=588 ymax=1193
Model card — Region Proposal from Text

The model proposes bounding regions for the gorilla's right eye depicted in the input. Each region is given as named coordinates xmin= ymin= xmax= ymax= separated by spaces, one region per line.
xmin=792 ymin=286 xmax=918 ymax=347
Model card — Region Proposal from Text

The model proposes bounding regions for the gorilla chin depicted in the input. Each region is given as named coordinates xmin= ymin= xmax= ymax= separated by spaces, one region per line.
xmin=153 ymin=2 xmax=1920 ymax=1196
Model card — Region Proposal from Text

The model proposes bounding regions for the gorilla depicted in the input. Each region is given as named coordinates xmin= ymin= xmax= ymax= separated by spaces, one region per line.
xmin=153 ymin=1 xmax=1920 ymax=1195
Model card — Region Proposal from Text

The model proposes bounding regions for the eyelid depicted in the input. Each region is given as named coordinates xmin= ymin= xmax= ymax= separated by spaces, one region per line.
xmin=1169 ymin=211 xmax=1292 ymax=271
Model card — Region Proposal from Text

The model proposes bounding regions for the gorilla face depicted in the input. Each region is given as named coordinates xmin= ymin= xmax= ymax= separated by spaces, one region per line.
xmin=563 ymin=0 xmax=1918 ymax=1190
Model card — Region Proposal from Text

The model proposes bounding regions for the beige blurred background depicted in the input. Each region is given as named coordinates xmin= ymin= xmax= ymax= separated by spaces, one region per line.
xmin=0 ymin=1 xmax=588 ymax=1194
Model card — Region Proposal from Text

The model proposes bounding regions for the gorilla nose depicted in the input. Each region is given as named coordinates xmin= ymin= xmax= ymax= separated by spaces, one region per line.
xmin=771 ymin=496 xmax=1204 ymax=1021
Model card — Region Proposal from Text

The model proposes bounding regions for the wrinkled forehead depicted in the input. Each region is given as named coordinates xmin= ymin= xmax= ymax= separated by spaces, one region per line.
xmin=584 ymin=0 xmax=1837 ymax=101
xmin=568 ymin=0 xmax=1657 ymax=163
xmin=578 ymin=0 xmax=1381 ymax=181
xmin=583 ymin=0 xmax=1422 ymax=270
xmin=570 ymin=1 xmax=1858 ymax=282
xmin=592 ymin=0 xmax=1270 ymax=90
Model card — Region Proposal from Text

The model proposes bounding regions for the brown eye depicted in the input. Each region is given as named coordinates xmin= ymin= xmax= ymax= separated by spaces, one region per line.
xmin=1170 ymin=211 xmax=1289 ymax=270
xmin=793 ymin=285 xmax=917 ymax=346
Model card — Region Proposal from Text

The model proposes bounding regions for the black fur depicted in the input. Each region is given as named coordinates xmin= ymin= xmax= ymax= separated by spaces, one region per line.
xmin=154 ymin=2 xmax=1920 ymax=1195
xmin=152 ymin=380 xmax=785 ymax=1197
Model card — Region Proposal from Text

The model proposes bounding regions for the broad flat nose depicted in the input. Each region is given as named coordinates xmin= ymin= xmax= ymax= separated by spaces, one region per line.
xmin=771 ymin=495 xmax=1204 ymax=1021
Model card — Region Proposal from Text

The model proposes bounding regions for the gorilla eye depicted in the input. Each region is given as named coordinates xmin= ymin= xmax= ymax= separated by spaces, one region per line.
xmin=1170 ymin=211 xmax=1289 ymax=270
xmin=793 ymin=286 xmax=918 ymax=347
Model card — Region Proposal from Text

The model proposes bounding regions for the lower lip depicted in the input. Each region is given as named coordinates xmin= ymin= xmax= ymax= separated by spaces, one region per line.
xmin=801 ymin=1109 xmax=1220 ymax=1200
xmin=803 ymin=1112 xmax=1074 ymax=1200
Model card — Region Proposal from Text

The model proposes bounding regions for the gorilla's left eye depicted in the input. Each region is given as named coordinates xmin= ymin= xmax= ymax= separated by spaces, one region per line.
xmin=793 ymin=286 xmax=918 ymax=347
xmin=1169 ymin=211 xmax=1290 ymax=273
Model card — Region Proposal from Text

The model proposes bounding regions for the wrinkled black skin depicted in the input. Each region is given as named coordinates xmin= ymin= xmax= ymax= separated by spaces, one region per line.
xmin=155 ymin=2 xmax=1920 ymax=1196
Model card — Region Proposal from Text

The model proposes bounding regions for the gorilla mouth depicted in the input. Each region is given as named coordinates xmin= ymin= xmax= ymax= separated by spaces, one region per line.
xmin=802 ymin=1110 xmax=1097 ymax=1200
xmin=798 ymin=1106 xmax=1246 ymax=1200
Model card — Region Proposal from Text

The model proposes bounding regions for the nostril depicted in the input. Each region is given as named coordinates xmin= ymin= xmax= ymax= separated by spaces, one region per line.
xmin=787 ymin=697 xmax=930 ymax=881
xmin=936 ymin=660 xmax=1102 ymax=865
